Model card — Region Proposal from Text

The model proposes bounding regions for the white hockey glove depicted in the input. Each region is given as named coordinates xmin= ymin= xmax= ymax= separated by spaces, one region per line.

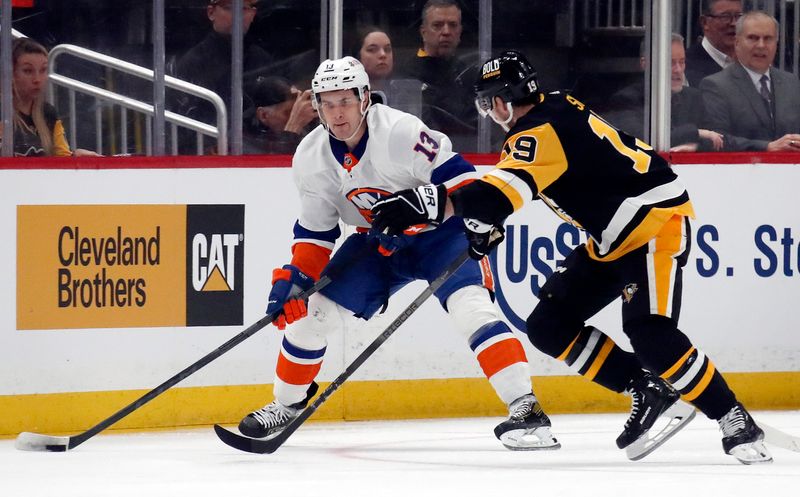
xmin=464 ymin=218 xmax=505 ymax=260
xmin=371 ymin=184 xmax=447 ymax=236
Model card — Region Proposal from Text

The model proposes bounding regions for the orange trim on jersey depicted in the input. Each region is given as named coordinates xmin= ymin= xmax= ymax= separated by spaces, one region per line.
xmin=682 ymin=360 xmax=717 ymax=401
xmin=446 ymin=178 xmax=476 ymax=193
xmin=290 ymin=242 xmax=332 ymax=281
xmin=475 ymin=339 xmax=528 ymax=378
xmin=661 ymin=346 xmax=696 ymax=380
xmin=556 ymin=333 xmax=581 ymax=361
xmin=584 ymin=336 xmax=614 ymax=381
xmin=276 ymin=354 xmax=323 ymax=386
xmin=479 ymin=257 xmax=495 ymax=291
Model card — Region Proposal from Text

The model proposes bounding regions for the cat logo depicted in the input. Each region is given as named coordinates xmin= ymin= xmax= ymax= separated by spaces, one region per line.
xmin=191 ymin=233 xmax=241 ymax=292
xmin=622 ymin=283 xmax=638 ymax=303
xmin=185 ymin=204 xmax=245 ymax=326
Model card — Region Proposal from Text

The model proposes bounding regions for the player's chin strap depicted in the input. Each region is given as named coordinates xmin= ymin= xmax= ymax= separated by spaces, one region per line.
xmin=490 ymin=102 xmax=515 ymax=132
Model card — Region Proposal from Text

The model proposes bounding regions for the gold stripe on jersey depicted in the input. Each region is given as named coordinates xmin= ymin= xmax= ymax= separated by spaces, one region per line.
xmin=485 ymin=123 xmax=569 ymax=212
xmin=586 ymin=201 xmax=694 ymax=262
xmin=482 ymin=170 xmax=527 ymax=211
xmin=648 ymin=215 xmax=687 ymax=317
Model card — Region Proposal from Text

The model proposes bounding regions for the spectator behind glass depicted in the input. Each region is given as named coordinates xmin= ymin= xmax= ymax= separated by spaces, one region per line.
xmin=0 ymin=38 xmax=99 ymax=157
xmin=700 ymin=11 xmax=800 ymax=151
xmin=605 ymin=34 xmax=723 ymax=152
xmin=405 ymin=0 xmax=477 ymax=144
xmin=685 ymin=0 xmax=744 ymax=87
xmin=242 ymin=76 xmax=317 ymax=154
xmin=173 ymin=0 xmax=274 ymax=146
xmin=355 ymin=27 xmax=394 ymax=100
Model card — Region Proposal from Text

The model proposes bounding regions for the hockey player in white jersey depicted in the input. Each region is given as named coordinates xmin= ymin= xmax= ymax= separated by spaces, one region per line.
xmin=237 ymin=56 xmax=559 ymax=451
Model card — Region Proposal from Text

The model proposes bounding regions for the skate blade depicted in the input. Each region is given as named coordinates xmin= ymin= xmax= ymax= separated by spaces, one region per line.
xmin=500 ymin=427 xmax=561 ymax=451
xmin=729 ymin=439 xmax=773 ymax=465
xmin=626 ymin=400 xmax=696 ymax=461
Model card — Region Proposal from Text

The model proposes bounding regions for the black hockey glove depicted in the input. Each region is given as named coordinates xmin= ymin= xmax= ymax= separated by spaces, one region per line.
xmin=463 ymin=218 xmax=505 ymax=260
xmin=371 ymin=184 xmax=447 ymax=235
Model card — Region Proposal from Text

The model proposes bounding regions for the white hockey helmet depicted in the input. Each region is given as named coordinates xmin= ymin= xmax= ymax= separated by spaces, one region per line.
xmin=311 ymin=56 xmax=371 ymax=105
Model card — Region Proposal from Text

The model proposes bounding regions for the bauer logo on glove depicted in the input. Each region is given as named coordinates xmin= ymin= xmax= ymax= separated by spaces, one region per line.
xmin=371 ymin=183 xmax=447 ymax=236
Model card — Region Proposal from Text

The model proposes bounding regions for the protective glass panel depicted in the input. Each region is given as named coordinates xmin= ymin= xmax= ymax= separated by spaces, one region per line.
xmin=6 ymin=0 xmax=323 ymax=156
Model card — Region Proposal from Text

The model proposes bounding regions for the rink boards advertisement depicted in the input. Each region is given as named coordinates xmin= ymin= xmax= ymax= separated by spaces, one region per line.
xmin=0 ymin=160 xmax=798 ymax=433
xmin=16 ymin=204 xmax=245 ymax=329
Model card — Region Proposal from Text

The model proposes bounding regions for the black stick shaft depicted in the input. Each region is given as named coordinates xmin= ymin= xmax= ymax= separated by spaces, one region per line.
xmin=252 ymin=249 xmax=470 ymax=453
xmin=66 ymin=276 xmax=332 ymax=449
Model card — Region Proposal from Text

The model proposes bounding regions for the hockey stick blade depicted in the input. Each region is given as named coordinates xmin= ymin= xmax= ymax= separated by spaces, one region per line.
xmin=215 ymin=250 xmax=471 ymax=454
xmin=13 ymin=276 xmax=331 ymax=452
xmin=760 ymin=421 xmax=800 ymax=452
xmin=15 ymin=432 xmax=71 ymax=452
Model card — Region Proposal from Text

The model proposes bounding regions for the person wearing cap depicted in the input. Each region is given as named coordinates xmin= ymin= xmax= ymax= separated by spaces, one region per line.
xmin=173 ymin=0 xmax=274 ymax=150
xmin=243 ymin=76 xmax=316 ymax=154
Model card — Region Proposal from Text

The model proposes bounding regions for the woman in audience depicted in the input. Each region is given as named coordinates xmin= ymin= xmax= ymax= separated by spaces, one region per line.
xmin=0 ymin=38 xmax=99 ymax=157
xmin=355 ymin=27 xmax=395 ymax=97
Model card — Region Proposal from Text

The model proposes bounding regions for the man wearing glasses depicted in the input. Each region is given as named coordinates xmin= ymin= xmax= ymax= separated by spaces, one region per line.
xmin=685 ymin=0 xmax=744 ymax=87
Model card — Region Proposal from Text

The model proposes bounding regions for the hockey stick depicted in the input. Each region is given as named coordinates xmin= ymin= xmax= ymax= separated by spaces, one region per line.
xmin=760 ymin=421 xmax=800 ymax=452
xmin=214 ymin=248 xmax=471 ymax=454
xmin=15 ymin=276 xmax=333 ymax=452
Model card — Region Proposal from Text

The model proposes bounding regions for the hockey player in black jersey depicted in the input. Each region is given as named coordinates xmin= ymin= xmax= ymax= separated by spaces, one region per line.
xmin=372 ymin=50 xmax=772 ymax=464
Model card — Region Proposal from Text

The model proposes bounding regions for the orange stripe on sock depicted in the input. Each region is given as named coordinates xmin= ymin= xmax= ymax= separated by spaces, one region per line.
xmin=661 ymin=346 xmax=696 ymax=380
xmin=276 ymin=354 xmax=322 ymax=386
xmin=681 ymin=360 xmax=716 ymax=401
xmin=584 ymin=337 xmax=614 ymax=381
xmin=476 ymin=339 xmax=527 ymax=378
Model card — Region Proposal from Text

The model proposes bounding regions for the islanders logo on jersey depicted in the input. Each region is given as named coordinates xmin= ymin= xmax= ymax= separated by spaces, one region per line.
xmin=346 ymin=187 xmax=392 ymax=224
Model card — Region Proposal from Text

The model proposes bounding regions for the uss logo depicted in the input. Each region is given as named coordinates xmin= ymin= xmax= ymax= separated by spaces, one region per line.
xmin=490 ymin=222 xmax=586 ymax=332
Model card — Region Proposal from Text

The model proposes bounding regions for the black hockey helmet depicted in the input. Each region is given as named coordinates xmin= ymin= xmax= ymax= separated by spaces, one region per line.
xmin=473 ymin=50 xmax=539 ymax=116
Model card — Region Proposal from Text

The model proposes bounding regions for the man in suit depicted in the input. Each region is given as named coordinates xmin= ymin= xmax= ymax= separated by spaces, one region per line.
xmin=606 ymin=34 xmax=723 ymax=151
xmin=700 ymin=11 xmax=800 ymax=151
xmin=685 ymin=0 xmax=743 ymax=87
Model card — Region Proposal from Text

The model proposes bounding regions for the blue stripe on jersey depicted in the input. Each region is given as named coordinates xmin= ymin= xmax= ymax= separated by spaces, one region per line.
xmin=282 ymin=337 xmax=326 ymax=360
xmin=467 ymin=321 xmax=511 ymax=351
xmin=293 ymin=221 xmax=341 ymax=245
xmin=431 ymin=154 xmax=475 ymax=185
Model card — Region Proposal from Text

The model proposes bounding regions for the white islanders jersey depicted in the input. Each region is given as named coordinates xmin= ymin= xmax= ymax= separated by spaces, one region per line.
xmin=291 ymin=103 xmax=474 ymax=250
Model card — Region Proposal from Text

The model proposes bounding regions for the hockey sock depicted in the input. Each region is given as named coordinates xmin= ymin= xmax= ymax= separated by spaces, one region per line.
xmin=274 ymin=336 xmax=326 ymax=406
xmin=557 ymin=326 xmax=641 ymax=393
xmin=627 ymin=316 xmax=737 ymax=420
xmin=468 ymin=321 xmax=532 ymax=405
xmin=660 ymin=348 xmax=736 ymax=420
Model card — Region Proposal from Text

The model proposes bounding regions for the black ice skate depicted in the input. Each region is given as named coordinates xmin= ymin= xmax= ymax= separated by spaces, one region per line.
xmin=616 ymin=371 xmax=695 ymax=461
xmin=239 ymin=382 xmax=319 ymax=439
xmin=718 ymin=402 xmax=773 ymax=464
xmin=494 ymin=394 xmax=561 ymax=451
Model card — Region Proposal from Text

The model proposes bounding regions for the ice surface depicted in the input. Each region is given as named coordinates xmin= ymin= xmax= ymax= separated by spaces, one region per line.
xmin=2 ymin=411 xmax=798 ymax=497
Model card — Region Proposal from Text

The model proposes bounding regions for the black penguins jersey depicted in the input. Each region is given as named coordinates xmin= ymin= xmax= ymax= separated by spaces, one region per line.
xmin=450 ymin=91 xmax=695 ymax=261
